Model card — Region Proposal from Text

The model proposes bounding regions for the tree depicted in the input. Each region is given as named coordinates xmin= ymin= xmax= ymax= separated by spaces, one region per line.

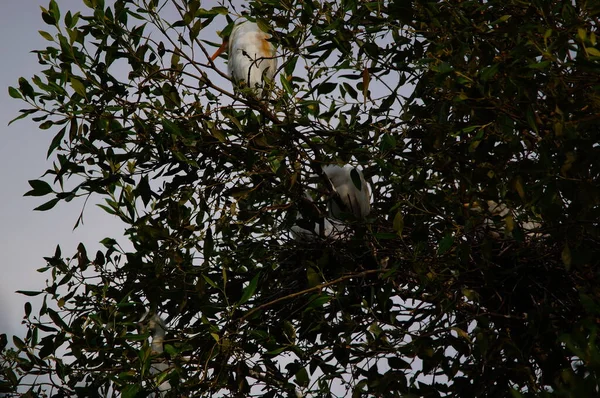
xmin=2 ymin=0 xmax=600 ymax=396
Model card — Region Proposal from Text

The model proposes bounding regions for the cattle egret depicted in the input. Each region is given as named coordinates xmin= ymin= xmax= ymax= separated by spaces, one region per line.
xmin=323 ymin=165 xmax=371 ymax=219
xmin=211 ymin=18 xmax=277 ymax=96
xmin=140 ymin=313 xmax=171 ymax=397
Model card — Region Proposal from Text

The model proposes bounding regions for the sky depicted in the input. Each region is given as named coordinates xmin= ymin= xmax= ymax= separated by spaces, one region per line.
xmin=0 ymin=0 xmax=231 ymax=347
xmin=0 ymin=0 xmax=128 ymax=343
xmin=0 ymin=0 xmax=247 ymax=353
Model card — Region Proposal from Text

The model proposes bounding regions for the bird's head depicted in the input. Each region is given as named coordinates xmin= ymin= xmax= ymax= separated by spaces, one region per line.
xmin=211 ymin=18 xmax=273 ymax=62
xmin=211 ymin=37 xmax=229 ymax=61
xmin=210 ymin=19 xmax=247 ymax=61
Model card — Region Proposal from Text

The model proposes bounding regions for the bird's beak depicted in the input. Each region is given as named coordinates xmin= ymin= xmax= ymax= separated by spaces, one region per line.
xmin=211 ymin=39 xmax=228 ymax=61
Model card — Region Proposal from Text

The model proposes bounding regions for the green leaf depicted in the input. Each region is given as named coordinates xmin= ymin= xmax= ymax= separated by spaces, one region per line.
xmin=526 ymin=107 xmax=538 ymax=134
xmin=8 ymin=86 xmax=22 ymax=99
xmin=284 ymin=56 xmax=298 ymax=76
xmin=16 ymin=290 xmax=43 ymax=297
xmin=527 ymin=60 xmax=551 ymax=69
xmin=461 ymin=288 xmax=480 ymax=302
xmin=211 ymin=6 xmax=228 ymax=15
xmin=586 ymin=47 xmax=600 ymax=57
xmin=349 ymin=168 xmax=362 ymax=191
xmin=510 ymin=389 xmax=525 ymax=398
xmin=121 ymin=385 xmax=141 ymax=398
xmin=317 ymin=82 xmax=337 ymax=95
xmin=47 ymin=126 xmax=67 ymax=158
xmin=280 ymin=74 xmax=293 ymax=95
xmin=283 ymin=321 xmax=296 ymax=343
xmin=135 ymin=175 xmax=152 ymax=206
xmin=437 ymin=233 xmax=454 ymax=255
xmin=41 ymin=10 xmax=57 ymax=25
xmin=70 ymin=77 xmax=86 ymax=98
xmin=18 ymin=77 xmax=35 ymax=99
xmin=266 ymin=346 xmax=287 ymax=355
xmin=380 ymin=133 xmax=396 ymax=151
xmin=49 ymin=0 xmax=60 ymax=23
xmin=393 ymin=211 xmax=404 ymax=236
xmin=295 ymin=366 xmax=309 ymax=388
xmin=202 ymin=274 xmax=218 ymax=289
xmin=342 ymin=82 xmax=357 ymax=99
xmin=38 ymin=336 xmax=55 ymax=359
xmin=34 ymin=198 xmax=60 ymax=211
xmin=38 ymin=30 xmax=54 ymax=41
xmin=39 ymin=120 xmax=54 ymax=130
xmin=24 ymin=179 xmax=53 ymax=197
xmin=306 ymin=294 xmax=330 ymax=310
xmin=306 ymin=266 xmax=321 ymax=287
xmin=162 ymin=119 xmax=181 ymax=136
xmin=480 ymin=64 xmax=499 ymax=81
xmin=375 ymin=91 xmax=395 ymax=113
xmin=203 ymin=227 xmax=214 ymax=261
xmin=4 ymin=366 xmax=17 ymax=387
xmin=388 ymin=357 xmax=411 ymax=369
xmin=239 ymin=273 xmax=260 ymax=305
xmin=47 ymin=309 xmax=69 ymax=331
xmin=490 ymin=15 xmax=511 ymax=25
xmin=12 ymin=336 xmax=26 ymax=350
xmin=8 ymin=109 xmax=38 ymax=125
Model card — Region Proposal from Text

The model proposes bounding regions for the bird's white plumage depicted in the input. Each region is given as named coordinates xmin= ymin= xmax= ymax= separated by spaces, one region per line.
xmin=140 ymin=313 xmax=171 ymax=397
xmin=291 ymin=215 xmax=350 ymax=241
xmin=225 ymin=19 xmax=277 ymax=95
xmin=323 ymin=165 xmax=371 ymax=219
xmin=466 ymin=200 xmax=545 ymax=240
xmin=291 ymin=164 xmax=372 ymax=242
xmin=291 ymin=191 xmax=349 ymax=241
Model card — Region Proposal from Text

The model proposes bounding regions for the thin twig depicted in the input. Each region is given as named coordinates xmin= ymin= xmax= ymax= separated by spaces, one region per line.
xmin=239 ymin=269 xmax=383 ymax=322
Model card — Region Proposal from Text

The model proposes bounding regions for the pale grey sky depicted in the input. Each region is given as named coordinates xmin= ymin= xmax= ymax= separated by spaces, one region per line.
xmin=0 ymin=0 xmax=246 ymax=348
xmin=0 ymin=0 xmax=128 ymax=341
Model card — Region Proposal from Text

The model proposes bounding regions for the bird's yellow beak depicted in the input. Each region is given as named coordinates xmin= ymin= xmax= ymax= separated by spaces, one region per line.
xmin=211 ymin=39 xmax=228 ymax=61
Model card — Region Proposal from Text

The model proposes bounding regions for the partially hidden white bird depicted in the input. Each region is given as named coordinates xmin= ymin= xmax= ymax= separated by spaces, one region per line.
xmin=291 ymin=192 xmax=350 ymax=241
xmin=323 ymin=165 xmax=371 ymax=220
xmin=211 ymin=18 xmax=277 ymax=96
xmin=291 ymin=165 xmax=371 ymax=241
xmin=465 ymin=200 xmax=545 ymax=240
xmin=140 ymin=313 xmax=171 ymax=397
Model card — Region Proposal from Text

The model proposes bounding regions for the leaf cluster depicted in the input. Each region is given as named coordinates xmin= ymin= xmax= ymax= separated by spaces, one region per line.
xmin=3 ymin=0 xmax=600 ymax=397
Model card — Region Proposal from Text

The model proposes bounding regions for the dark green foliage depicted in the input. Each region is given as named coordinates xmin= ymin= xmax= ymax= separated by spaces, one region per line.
xmin=2 ymin=0 xmax=600 ymax=396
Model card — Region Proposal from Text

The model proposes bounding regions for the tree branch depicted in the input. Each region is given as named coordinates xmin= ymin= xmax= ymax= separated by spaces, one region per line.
xmin=239 ymin=269 xmax=382 ymax=323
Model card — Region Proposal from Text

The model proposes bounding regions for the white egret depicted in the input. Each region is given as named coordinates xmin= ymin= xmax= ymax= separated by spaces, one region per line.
xmin=140 ymin=313 xmax=171 ymax=397
xmin=211 ymin=18 xmax=277 ymax=96
xmin=322 ymin=165 xmax=371 ymax=220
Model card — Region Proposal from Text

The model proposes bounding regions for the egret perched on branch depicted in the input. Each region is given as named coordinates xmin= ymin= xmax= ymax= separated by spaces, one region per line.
xmin=211 ymin=18 xmax=277 ymax=96
xmin=140 ymin=312 xmax=171 ymax=397
xmin=323 ymin=165 xmax=371 ymax=220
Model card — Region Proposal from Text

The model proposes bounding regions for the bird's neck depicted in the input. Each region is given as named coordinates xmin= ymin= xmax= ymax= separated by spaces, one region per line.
xmin=151 ymin=334 xmax=164 ymax=353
